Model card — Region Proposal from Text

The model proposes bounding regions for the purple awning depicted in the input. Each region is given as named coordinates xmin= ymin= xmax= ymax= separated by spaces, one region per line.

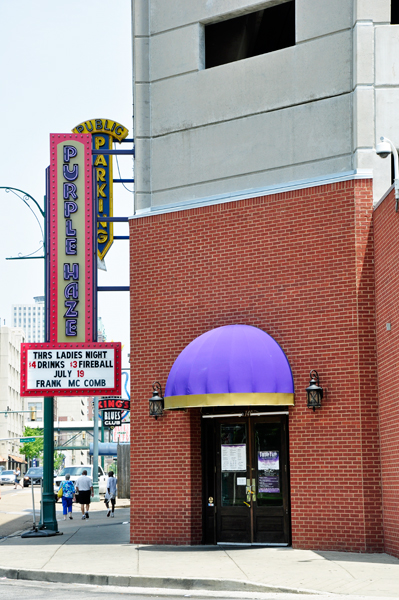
xmin=165 ymin=325 xmax=294 ymax=408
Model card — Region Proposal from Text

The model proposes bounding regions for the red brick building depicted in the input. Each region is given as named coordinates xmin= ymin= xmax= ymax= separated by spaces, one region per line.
xmin=129 ymin=177 xmax=399 ymax=556
xmin=129 ymin=0 xmax=399 ymax=557
xmin=374 ymin=187 xmax=399 ymax=558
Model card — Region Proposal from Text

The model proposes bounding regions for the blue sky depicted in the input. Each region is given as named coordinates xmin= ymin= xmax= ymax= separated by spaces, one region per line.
xmin=0 ymin=0 xmax=133 ymax=365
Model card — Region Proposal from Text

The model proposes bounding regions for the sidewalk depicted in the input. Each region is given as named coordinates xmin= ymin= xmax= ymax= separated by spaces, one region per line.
xmin=0 ymin=501 xmax=399 ymax=597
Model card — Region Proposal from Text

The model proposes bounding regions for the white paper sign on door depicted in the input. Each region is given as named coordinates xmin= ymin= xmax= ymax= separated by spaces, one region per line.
xmin=221 ymin=444 xmax=246 ymax=471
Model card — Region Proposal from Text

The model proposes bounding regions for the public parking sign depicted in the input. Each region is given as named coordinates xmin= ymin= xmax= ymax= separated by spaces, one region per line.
xmin=20 ymin=342 xmax=122 ymax=396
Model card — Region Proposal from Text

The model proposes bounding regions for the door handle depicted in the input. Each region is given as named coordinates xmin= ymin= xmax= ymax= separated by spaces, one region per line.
xmin=246 ymin=486 xmax=256 ymax=502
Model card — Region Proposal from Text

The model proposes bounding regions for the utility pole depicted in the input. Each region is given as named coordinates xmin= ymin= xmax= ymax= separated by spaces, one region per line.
xmin=92 ymin=397 xmax=100 ymax=501
xmin=1 ymin=187 xmax=58 ymax=537
xmin=39 ymin=396 xmax=58 ymax=532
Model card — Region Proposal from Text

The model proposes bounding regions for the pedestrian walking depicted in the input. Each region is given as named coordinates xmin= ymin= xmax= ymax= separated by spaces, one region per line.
xmin=105 ymin=471 xmax=117 ymax=518
xmin=58 ymin=473 xmax=75 ymax=520
xmin=13 ymin=468 xmax=23 ymax=489
xmin=75 ymin=469 xmax=94 ymax=520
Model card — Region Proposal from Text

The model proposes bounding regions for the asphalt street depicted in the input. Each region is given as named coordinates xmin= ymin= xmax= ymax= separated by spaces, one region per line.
xmin=0 ymin=579 xmax=393 ymax=600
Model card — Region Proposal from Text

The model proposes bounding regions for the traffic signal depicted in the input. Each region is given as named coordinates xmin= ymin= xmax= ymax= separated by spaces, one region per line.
xmin=30 ymin=408 xmax=36 ymax=421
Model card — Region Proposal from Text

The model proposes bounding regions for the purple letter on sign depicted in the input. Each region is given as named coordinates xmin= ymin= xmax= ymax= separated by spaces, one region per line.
xmin=64 ymin=201 xmax=78 ymax=217
xmin=63 ymin=145 xmax=77 ymax=163
xmin=65 ymin=239 xmax=77 ymax=255
xmin=63 ymin=163 xmax=79 ymax=181
xmin=63 ymin=183 xmax=78 ymax=200
xmin=64 ymin=282 xmax=79 ymax=299
xmin=65 ymin=220 xmax=76 ymax=236
xmin=64 ymin=300 xmax=78 ymax=318
xmin=65 ymin=319 xmax=77 ymax=336
xmin=63 ymin=263 xmax=79 ymax=281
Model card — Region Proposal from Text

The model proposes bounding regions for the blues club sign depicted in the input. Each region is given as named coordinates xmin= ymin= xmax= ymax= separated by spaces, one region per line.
xmin=72 ymin=119 xmax=129 ymax=261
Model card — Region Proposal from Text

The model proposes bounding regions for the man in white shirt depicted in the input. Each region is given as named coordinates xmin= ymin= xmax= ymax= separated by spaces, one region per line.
xmin=75 ymin=469 xmax=94 ymax=520
xmin=105 ymin=471 xmax=117 ymax=518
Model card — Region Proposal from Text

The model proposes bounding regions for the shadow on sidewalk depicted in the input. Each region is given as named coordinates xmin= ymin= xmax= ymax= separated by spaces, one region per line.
xmin=315 ymin=550 xmax=399 ymax=564
xmin=0 ymin=513 xmax=36 ymax=539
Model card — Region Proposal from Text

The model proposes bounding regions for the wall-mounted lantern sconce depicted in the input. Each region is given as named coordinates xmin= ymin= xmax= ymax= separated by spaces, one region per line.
xmin=149 ymin=381 xmax=164 ymax=419
xmin=306 ymin=370 xmax=323 ymax=412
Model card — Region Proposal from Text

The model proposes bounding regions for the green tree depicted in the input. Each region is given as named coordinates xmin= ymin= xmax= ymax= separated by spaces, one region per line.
xmin=54 ymin=452 xmax=64 ymax=470
xmin=20 ymin=426 xmax=43 ymax=463
xmin=20 ymin=426 xmax=64 ymax=469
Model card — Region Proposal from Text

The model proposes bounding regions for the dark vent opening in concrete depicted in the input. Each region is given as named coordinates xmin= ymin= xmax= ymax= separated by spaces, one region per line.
xmin=205 ymin=1 xmax=295 ymax=69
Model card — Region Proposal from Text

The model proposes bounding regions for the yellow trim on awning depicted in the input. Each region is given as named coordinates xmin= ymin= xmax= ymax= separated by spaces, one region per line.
xmin=164 ymin=392 xmax=295 ymax=410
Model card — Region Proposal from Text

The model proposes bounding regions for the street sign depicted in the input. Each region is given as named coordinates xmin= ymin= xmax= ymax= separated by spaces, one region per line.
xmin=20 ymin=342 xmax=122 ymax=396
xmin=20 ymin=437 xmax=36 ymax=443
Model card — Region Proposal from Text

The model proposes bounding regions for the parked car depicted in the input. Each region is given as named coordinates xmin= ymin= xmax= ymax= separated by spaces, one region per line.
xmin=0 ymin=470 xmax=15 ymax=485
xmin=23 ymin=467 xmax=43 ymax=487
xmin=53 ymin=465 xmax=107 ymax=501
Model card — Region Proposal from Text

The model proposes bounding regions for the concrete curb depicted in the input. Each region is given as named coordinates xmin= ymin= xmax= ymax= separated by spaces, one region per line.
xmin=0 ymin=567 xmax=319 ymax=595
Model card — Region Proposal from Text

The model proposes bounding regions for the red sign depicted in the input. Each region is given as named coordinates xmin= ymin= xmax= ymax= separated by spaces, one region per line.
xmin=99 ymin=397 xmax=130 ymax=410
xmin=20 ymin=342 xmax=122 ymax=397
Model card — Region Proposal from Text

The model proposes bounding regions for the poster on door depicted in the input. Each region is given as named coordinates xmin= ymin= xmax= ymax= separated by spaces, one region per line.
xmin=258 ymin=450 xmax=280 ymax=493
xmin=221 ymin=444 xmax=246 ymax=471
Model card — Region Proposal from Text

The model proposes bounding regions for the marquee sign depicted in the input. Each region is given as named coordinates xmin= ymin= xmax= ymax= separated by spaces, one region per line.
xmin=20 ymin=131 xmax=124 ymax=399
xmin=20 ymin=342 xmax=122 ymax=396
xmin=72 ymin=119 xmax=129 ymax=261
xmin=48 ymin=134 xmax=94 ymax=343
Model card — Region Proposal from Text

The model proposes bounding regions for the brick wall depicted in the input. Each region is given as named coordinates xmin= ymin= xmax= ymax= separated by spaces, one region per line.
xmin=129 ymin=178 xmax=384 ymax=550
xmin=374 ymin=188 xmax=399 ymax=559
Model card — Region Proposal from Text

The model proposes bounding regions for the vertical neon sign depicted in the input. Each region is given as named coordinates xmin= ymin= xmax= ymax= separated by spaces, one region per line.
xmin=48 ymin=134 xmax=93 ymax=343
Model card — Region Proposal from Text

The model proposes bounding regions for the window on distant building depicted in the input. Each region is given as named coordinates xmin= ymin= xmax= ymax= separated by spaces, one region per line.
xmin=392 ymin=1 xmax=399 ymax=24
xmin=205 ymin=0 xmax=295 ymax=69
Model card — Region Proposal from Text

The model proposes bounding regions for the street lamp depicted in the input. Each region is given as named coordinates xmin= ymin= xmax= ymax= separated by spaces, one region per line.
xmin=376 ymin=136 xmax=399 ymax=212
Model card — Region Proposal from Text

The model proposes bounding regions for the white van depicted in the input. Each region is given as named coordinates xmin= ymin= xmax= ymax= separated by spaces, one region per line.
xmin=54 ymin=464 xmax=107 ymax=500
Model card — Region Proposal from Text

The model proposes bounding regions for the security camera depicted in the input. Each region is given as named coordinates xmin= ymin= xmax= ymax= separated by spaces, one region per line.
xmin=376 ymin=140 xmax=392 ymax=159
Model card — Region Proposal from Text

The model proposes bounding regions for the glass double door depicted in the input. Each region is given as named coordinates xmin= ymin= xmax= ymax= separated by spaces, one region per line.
xmin=215 ymin=415 xmax=290 ymax=545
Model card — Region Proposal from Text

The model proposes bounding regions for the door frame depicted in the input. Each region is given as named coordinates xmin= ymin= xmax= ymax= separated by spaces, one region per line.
xmin=201 ymin=409 xmax=291 ymax=546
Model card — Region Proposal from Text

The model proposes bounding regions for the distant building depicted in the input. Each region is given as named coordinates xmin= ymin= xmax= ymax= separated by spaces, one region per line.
xmin=97 ymin=317 xmax=107 ymax=342
xmin=12 ymin=297 xmax=47 ymax=430
xmin=0 ymin=327 xmax=27 ymax=471
xmin=12 ymin=296 xmax=45 ymax=343
xmin=56 ymin=397 xmax=90 ymax=466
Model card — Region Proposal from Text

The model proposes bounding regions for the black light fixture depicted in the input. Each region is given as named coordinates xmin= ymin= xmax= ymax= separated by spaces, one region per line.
xmin=306 ymin=370 xmax=323 ymax=412
xmin=149 ymin=381 xmax=164 ymax=419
